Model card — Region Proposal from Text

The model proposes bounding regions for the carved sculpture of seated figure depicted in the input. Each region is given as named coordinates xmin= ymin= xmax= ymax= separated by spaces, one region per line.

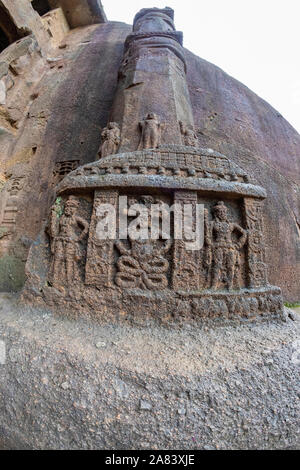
xmin=206 ymin=201 xmax=247 ymax=291
xmin=98 ymin=122 xmax=120 ymax=158
xmin=138 ymin=113 xmax=161 ymax=150
xmin=133 ymin=9 xmax=175 ymax=33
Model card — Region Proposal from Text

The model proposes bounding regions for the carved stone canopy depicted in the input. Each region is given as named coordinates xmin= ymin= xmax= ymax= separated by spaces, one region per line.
xmin=57 ymin=145 xmax=263 ymax=199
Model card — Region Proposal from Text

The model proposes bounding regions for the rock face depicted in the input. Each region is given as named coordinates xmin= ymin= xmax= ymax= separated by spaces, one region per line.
xmin=0 ymin=4 xmax=299 ymax=452
xmin=187 ymin=52 xmax=300 ymax=302
xmin=0 ymin=4 xmax=299 ymax=303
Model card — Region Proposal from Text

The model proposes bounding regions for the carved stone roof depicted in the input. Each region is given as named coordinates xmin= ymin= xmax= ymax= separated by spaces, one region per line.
xmin=56 ymin=146 xmax=266 ymax=199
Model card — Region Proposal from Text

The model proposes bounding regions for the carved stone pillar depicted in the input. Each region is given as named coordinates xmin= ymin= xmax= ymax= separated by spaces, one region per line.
xmin=110 ymin=8 xmax=196 ymax=152
xmin=244 ymin=198 xmax=268 ymax=287
xmin=85 ymin=190 xmax=118 ymax=287
xmin=172 ymin=191 xmax=200 ymax=291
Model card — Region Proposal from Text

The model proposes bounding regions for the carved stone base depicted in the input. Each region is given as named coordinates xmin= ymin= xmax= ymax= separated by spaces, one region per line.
xmin=23 ymin=280 xmax=283 ymax=326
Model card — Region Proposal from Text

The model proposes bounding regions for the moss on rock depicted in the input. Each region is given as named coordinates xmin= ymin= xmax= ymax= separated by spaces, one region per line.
xmin=0 ymin=255 xmax=26 ymax=292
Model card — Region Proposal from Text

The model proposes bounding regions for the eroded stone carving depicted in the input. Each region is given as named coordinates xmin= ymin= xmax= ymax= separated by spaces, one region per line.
xmin=53 ymin=160 xmax=80 ymax=185
xmin=114 ymin=194 xmax=172 ymax=290
xmin=115 ymin=238 xmax=171 ymax=290
xmin=179 ymin=121 xmax=198 ymax=147
xmin=48 ymin=196 xmax=89 ymax=287
xmin=133 ymin=8 xmax=175 ymax=33
xmin=85 ymin=191 xmax=118 ymax=287
xmin=172 ymin=191 xmax=200 ymax=291
xmin=22 ymin=6 xmax=284 ymax=324
xmin=138 ymin=113 xmax=162 ymax=150
xmin=66 ymin=147 xmax=250 ymax=184
xmin=98 ymin=122 xmax=120 ymax=158
xmin=8 ymin=176 xmax=24 ymax=195
xmin=0 ymin=175 xmax=25 ymax=250
xmin=205 ymin=201 xmax=247 ymax=290
xmin=244 ymin=198 xmax=267 ymax=287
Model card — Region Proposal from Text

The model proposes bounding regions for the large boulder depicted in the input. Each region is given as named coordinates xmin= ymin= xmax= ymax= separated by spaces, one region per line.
xmin=0 ymin=21 xmax=299 ymax=300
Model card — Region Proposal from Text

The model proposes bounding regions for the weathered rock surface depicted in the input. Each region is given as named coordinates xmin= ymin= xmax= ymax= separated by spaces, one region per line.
xmin=48 ymin=0 xmax=107 ymax=28
xmin=0 ymin=20 xmax=298 ymax=300
xmin=187 ymin=50 xmax=300 ymax=302
xmin=0 ymin=294 xmax=299 ymax=449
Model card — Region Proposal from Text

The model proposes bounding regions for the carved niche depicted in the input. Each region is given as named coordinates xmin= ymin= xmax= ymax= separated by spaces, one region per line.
xmin=115 ymin=195 xmax=172 ymax=290
xmin=115 ymin=238 xmax=171 ymax=290
xmin=0 ymin=176 xmax=24 ymax=246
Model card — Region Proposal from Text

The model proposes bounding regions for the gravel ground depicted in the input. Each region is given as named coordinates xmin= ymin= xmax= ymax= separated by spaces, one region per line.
xmin=0 ymin=293 xmax=299 ymax=449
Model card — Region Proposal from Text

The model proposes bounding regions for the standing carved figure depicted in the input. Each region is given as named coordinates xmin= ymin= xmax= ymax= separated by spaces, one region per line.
xmin=138 ymin=113 xmax=161 ymax=150
xmin=98 ymin=122 xmax=120 ymax=158
xmin=179 ymin=121 xmax=198 ymax=147
xmin=206 ymin=201 xmax=247 ymax=290
xmin=48 ymin=196 xmax=89 ymax=287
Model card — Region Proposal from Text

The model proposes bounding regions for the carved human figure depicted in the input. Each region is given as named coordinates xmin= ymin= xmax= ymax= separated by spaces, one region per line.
xmin=205 ymin=201 xmax=247 ymax=290
xmin=48 ymin=196 xmax=89 ymax=287
xmin=98 ymin=122 xmax=120 ymax=158
xmin=138 ymin=113 xmax=161 ymax=150
xmin=133 ymin=8 xmax=175 ymax=33
xmin=179 ymin=121 xmax=198 ymax=147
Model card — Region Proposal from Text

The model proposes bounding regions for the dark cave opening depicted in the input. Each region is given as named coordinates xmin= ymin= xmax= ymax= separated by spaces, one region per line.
xmin=31 ymin=0 xmax=51 ymax=17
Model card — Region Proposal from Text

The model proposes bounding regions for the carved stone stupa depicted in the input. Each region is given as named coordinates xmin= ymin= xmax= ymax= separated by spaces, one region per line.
xmin=24 ymin=7 xmax=284 ymax=323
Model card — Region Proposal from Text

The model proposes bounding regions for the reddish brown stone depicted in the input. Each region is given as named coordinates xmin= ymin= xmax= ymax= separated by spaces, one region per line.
xmin=0 ymin=15 xmax=299 ymax=301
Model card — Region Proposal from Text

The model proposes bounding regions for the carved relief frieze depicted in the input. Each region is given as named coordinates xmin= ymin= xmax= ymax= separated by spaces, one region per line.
xmin=244 ymin=198 xmax=268 ymax=287
xmin=85 ymin=190 xmax=118 ymax=288
xmin=69 ymin=148 xmax=250 ymax=184
xmin=8 ymin=176 xmax=24 ymax=195
xmin=172 ymin=191 xmax=200 ymax=291
xmin=115 ymin=238 xmax=171 ymax=290
xmin=115 ymin=194 xmax=172 ymax=290
xmin=21 ymin=5 xmax=283 ymax=324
